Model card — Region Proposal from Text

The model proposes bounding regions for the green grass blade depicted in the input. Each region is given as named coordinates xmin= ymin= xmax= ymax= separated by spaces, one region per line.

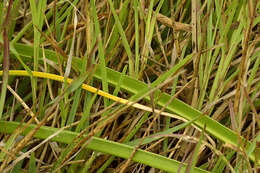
xmin=126 ymin=115 xmax=202 ymax=146
xmin=111 ymin=65 xmax=128 ymax=104
xmin=106 ymin=0 xmax=130 ymax=53
xmin=29 ymin=152 xmax=36 ymax=173
xmin=90 ymin=0 xmax=109 ymax=107
xmin=75 ymin=91 xmax=97 ymax=132
xmin=29 ymin=0 xmax=47 ymax=112
xmin=0 ymin=121 xmax=209 ymax=173
xmin=0 ymin=35 xmax=9 ymax=119
xmin=188 ymin=127 xmax=205 ymax=173
xmin=0 ymin=2 xmax=3 ymax=30
xmin=66 ymin=88 xmax=82 ymax=128
xmin=212 ymin=150 xmax=235 ymax=173
xmin=107 ymin=0 xmax=134 ymax=77
xmin=134 ymin=0 xmax=140 ymax=75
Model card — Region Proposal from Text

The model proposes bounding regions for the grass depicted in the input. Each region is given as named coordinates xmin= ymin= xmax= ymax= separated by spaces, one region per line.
xmin=0 ymin=0 xmax=260 ymax=172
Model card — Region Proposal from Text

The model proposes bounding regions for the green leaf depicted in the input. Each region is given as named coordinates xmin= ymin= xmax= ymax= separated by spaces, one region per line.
xmin=29 ymin=152 xmax=36 ymax=173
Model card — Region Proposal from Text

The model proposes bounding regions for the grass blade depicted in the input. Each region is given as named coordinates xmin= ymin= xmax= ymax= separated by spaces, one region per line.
xmin=0 ymin=121 xmax=209 ymax=173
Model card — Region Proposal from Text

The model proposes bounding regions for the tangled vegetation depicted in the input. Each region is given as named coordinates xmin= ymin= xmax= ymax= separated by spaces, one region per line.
xmin=0 ymin=0 xmax=260 ymax=172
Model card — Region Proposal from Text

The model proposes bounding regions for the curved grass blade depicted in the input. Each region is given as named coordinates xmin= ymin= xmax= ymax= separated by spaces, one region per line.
xmin=0 ymin=121 xmax=209 ymax=173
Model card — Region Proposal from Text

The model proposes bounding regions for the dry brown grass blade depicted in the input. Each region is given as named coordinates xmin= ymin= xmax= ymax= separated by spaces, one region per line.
xmin=228 ymin=100 xmax=238 ymax=132
xmin=155 ymin=12 xmax=192 ymax=32
xmin=155 ymin=22 xmax=169 ymax=67
xmin=43 ymin=14 xmax=64 ymax=75
xmin=11 ymin=113 xmax=49 ymax=156
xmin=243 ymin=86 xmax=260 ymax=135
xmin=6 ymin=84 xmax=40 ymax=124
xmin=191 ymin=0 xmax=199 ymax=53
xmin=84 ymin=0 xmax=92 ymax=55
xmin=234 ymin=0 xmax=258 ymax=119
xmin=229 ymin=100 xmax=253 ymax=172
xmin=187 ymin=0 xmax=200 ymax=106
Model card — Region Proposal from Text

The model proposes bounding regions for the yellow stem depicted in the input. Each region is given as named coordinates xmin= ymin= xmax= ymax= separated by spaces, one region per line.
xmin=0 ymin=70 xmax=184 ymax=121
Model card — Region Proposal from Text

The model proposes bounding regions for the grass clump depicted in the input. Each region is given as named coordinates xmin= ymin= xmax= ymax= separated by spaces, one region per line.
xmin=0 ymin=0 xmax=259 ymax=172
